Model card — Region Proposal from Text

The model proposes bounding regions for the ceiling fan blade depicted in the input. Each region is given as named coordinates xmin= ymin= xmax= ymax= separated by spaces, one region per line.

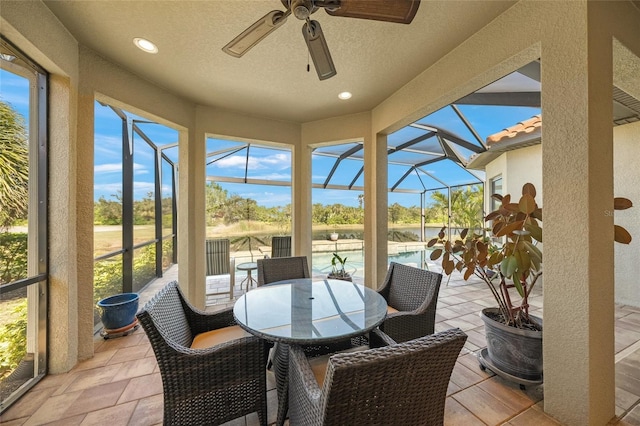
xmin=325 ymin=0 xmax=420 ymax=24
xmin=222 ymin=10 xmax=290 ymax=58
xmin=302 ymin=20 xmax=336 ymax=80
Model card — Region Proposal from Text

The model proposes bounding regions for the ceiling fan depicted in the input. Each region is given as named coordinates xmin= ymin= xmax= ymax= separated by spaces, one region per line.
xmin=222 ymin=0 xmax=420 ymax=80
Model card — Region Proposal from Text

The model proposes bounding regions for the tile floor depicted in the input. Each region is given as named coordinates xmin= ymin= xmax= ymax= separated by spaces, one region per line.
xmin=2 ymin=264 xmax=640 ymax=426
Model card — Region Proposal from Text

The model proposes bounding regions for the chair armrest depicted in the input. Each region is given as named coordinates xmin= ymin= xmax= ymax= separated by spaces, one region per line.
xmin=288 ymin=344 xmax=323 ymax=421
xmin=369 ymin=328 xmax=396 ymax=348
xmin=182 ymin=302 xmax=237 ymax=336
xmin=381 ymin=310 xmax=436 ymax=343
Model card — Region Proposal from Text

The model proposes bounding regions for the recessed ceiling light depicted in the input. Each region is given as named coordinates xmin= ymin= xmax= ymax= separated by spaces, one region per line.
xmin=338 ymin=91 xmax=352 ymax=100
xmin=133 ymin=37 xmax=158 ymax=54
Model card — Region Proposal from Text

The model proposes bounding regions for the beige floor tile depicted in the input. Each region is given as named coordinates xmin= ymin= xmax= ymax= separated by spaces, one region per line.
xmin=97 ymin=333 xmax=145 ymax=352
xmin=106 ymin=344 xmax=152 ymax=365
xmin=0 ymin=386 xmax=57 ymax=422
xmin=117 ymin=372 xmax=163 ymax=403
xmin=441 ymin=317 xmax=479 ymax=332
xmin=453 ymin=385 xmax=520 ymax=425
xmin=63 ymin=380 xmax=128 ymax=417
xmin=617 ymin=386 xmax=640 ymax=411
xmin=617 ymin=367 xmax=640 ymax=396
xmin=477 ymin=376 xmax=541 ymax=411
xmin=457 ymin=353 xmax=495 ymax=380
xmin=507 ymin=405 xmax=562 ymax=425
xmin=110 ymin=357 xmax=158 ymax=382
xmin=446 ymin=301 xmax=486 ymax=316
xmin=128 ymin=394 xmax=164 ymax=426
xmin=620 ymin=403 xmax=640 ymax=425
xmin=78 ymin=400 xmax=137 ymax=426
xmin=60 ymin=364 xmax=123 ymax=394
xmin=70 ymin=349 xmax=116 ymax=372
xmin=41 ymin=414 xmax=86 ymax=425
xmin=449 ymin=362 xmax=487 ymax=390
xmin=439 ymin=295 xmax=468 ymax=305
xmin=444 ymin=397 xmax=486 ymax=426
xmin=437 ymin=306 xmax=462 ymax=320
xmin=0 ymin=417 xmax=29 ymax=426
xmin=22 ymin=391 xmax=83 ymax=426
xmin=464 ymin=328 xmax=488 ymax=349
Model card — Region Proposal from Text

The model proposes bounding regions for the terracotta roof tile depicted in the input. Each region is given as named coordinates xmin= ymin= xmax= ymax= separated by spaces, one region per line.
xmin=486 ymin=114 xmax=542 ymax=145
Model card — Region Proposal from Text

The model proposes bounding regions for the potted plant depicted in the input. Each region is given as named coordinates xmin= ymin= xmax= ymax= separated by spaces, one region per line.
xmin=328 ymin=252 xmax=352 ymax=282
xmin=429 ymin=183 xmax=633 ymax=386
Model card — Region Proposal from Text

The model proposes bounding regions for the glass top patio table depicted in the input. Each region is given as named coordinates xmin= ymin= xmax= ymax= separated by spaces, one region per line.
xmin=233 ymin=278 xmax=388 ymax=345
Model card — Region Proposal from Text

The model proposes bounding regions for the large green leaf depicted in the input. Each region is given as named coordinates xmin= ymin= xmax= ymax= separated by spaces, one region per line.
xmin=501 ymin=255 xmax=517 ymax=278
xmin=519 ymin=193 xmax=536 ymax=215
xmin=525 ymin=223 xmax=543 ymax=242
xmin=495 ymin=220 xmax=525 ymax=238
xmin=514 ymin=246 xmax=531 ymax=272
xmin=430 ymin=248 xmax=443 ymax=260
xmin=522 ymin=182 xmax=537 ymax=197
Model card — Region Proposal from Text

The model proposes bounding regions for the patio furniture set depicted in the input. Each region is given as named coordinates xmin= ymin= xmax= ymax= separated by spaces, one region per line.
xmin=136 ymin=257 xmax=467 ymax=425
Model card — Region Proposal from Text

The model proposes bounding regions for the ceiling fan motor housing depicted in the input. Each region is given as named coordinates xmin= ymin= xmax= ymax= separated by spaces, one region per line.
xmin=290 ymin=0 xmax=316 ymax=20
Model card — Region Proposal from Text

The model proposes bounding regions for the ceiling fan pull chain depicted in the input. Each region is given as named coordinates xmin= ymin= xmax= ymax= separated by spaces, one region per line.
xmin=307 ymin=51 xmax=310 ymax=72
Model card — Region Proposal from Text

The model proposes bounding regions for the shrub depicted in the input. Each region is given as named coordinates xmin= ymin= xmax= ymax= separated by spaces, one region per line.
xmin=0 ymin=232 xmax=28 ymax=285
xmin=0 ymin=300 xmax=27 ymax=380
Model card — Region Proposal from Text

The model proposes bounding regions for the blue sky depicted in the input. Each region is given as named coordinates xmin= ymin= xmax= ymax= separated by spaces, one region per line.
xmin=1 ymin=67 xmax=540 ymax=209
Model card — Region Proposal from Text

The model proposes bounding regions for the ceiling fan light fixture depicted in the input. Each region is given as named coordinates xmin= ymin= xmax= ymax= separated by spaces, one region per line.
xmin=133 ymin=37 xmax=158 ymax=54
xmin=302 ymin=20 xmax=336 ymax=80
xmin=223 ymin=10 xmax=289 ymax=57
xmin=338 ymin=91 xmax=352 ymax=100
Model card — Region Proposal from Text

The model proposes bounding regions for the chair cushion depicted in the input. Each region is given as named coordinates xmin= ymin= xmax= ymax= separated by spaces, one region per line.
xmin=190 ymin=325 xmax=252 ymax=349
xmin=387 ymin=306 xmax=399 ymax=314
xmin=308 ymin=345 xmax=369 ymax=387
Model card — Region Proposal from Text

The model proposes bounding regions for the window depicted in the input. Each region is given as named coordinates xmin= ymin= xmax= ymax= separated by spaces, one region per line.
xmin=489 ymin=175 xmax=503 ymax=213
xmin=93 ymin=103 xmax=178 ymax=326
xmin=0 ymin=37 xmax=48 ymax=413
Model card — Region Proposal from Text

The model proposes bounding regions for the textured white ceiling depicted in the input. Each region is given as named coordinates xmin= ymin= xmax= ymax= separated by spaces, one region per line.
xmin=43 ymin=0 xmax=516 ymax=123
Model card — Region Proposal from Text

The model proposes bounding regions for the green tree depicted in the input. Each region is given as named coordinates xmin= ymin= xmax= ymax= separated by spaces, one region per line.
xmin=430 ymin=191 xmax=450 ymax=225
xmin=0 ymin=100 xmax=29 ymax=229
xmin=430 ymin=184 xmax=484 ymax=230
xmin=94 ymin=193 xmax=123 ymax=225
xmin=205 ymin=181 xmax=228 ymax=225
xmin=133 ymin=192 xmax=155 ymax=224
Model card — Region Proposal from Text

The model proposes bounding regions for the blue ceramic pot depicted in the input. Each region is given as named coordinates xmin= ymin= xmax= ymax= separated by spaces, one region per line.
xmin=97 ymin=293 xmax=139 ymax=330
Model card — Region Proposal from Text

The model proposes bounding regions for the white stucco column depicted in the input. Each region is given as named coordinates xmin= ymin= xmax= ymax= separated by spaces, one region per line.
xmin=76 ymin=64 xmax=97 ymax=362
xmin=179 ymin=124 xmax=206 ymax=308
xmin=292 ymin=139 xmax=313 ymax=261
xmin=48 ymin=73 xmax=81 ymax=373
xmin=541 ymin=3 xmax=615 ymax=424
xmin=364 ymin=132 xmax=388 ymax=289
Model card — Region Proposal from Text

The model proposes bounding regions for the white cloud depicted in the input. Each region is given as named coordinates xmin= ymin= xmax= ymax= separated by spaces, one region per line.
xmin=95 ymin=162 xmax=147 ymax=175
xmin=95 ymin=163 xmax=122 ymax=173
xmin=215 ymin=153 xmax=290 ymax=170
xmin=94 ymin=182 xmax=122 ymax=195
xmin=134 ymin=181 xmax=155 ymax=194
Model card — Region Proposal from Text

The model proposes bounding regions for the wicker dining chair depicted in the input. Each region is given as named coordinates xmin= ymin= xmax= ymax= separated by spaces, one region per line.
xmin=288 ymin=328 xmax=467 ymax=426
xmin=205 ymin=238 xmax=235 ymax=299
xmin=136 ymin=281 xmax=267 ymax=426
xmin=376 ymin=262 xmax=443 ymax=343
xmin=257 ymin=255 xmax=309 ymax=286
xmin=271 ymin=235 xmax=292 ymax=258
